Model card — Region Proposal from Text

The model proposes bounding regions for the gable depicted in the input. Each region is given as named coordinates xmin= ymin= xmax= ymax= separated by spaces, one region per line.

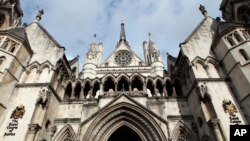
xmin=25 ymin=22 xmax=65 ymax=65
xmin=180 ymin=17 xmax=219 ymax=61
xmin=100 ymin=42 xmax=145 ymax=67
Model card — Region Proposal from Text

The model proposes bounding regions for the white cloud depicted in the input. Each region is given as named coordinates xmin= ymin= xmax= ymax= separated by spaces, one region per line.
xmin=20 ymin=0 xmax=222 ymax=67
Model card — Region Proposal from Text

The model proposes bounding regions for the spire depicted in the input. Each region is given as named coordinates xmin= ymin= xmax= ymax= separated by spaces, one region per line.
xmin=148 ymin=32 xmax=153 ymax=47
xmin=35 ymin=9 xmax=44 ymax=22
xmin=119 ymin=17 xmax=127 ymax=44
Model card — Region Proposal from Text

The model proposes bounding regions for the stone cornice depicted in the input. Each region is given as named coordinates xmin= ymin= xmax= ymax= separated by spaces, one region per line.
xmin=186 ymin=77 xmax=230 ymax=98
xmin=167 ymin=115 xmax=194 ymax=121
xmin=54 ymin=118 xmax=81 ymax=124
xmin=96 ymin=69 xmax=150 ymax=74
xmin=15 ymin=83 xmax=61 ymax=102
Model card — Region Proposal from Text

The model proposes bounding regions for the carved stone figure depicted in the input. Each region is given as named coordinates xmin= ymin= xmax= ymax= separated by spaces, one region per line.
xmin=37 ymin=87 xmax=51 ymax=108
xmin=196 ymin=83 xmax=209 ymax=99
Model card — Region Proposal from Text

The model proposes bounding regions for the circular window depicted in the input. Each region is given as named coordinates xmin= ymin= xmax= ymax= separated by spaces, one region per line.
xmin=114 ymin=50 xmax=133 ymax=66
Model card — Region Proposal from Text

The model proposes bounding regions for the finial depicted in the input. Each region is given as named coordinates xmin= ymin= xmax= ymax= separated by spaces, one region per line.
xmin=148 ymin=32 xmax=152 ymax=42
xmin=93 ymin=34 xmax=97 ymax=43
xmin=36 ymin=9 xmax=44 ymax=22
xmin=121 ymin=16 xmax=125 ymax=24
xmin=199 ymin=4 xmax=207 ymax=17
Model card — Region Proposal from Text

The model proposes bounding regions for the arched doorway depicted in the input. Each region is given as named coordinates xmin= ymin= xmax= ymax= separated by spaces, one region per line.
xmin=108 ymin=125 xmax=142 ymax=141
xmin=81 ymin=102 xmax=168 ymax=141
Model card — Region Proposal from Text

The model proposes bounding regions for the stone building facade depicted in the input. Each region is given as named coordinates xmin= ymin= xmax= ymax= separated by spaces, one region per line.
xmin=0 ymin=0 xmax=249 ymax=141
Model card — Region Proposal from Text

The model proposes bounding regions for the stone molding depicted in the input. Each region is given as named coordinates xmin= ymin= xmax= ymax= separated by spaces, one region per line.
xmin=82 ymin=102 xmax=168 ymax=141
xmin=167 ymin=115 xmax=194 ymax=121
xmin=54 ymin=118 xmax=81 ymax=124
xmin=97 ymin=69 xmax=150 ymax=74
xmin=28 ymin=123 xmax=41 ymax=134
xmin=15 ymin=83 xmax=61 ymax=102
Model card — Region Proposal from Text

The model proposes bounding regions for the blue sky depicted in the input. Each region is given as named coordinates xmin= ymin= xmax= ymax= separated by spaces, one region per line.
xmin=20 ymin=0 xmax=221 ymax=68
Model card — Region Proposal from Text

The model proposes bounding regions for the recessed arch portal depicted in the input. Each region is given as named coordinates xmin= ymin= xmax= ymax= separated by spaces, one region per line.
xmin=81 ymin=102 xmax=167 ymax=141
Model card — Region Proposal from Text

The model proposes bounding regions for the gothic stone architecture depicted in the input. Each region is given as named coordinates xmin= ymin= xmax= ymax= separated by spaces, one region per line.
xmin=0 ymin=0 xmax=250 ymax=141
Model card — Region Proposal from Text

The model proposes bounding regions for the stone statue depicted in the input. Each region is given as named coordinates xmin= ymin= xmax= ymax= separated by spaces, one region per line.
xmin=37 ymin=87 xmax=51 ymax=108
xmin=196 ymin=83 xmax=209 ymax=99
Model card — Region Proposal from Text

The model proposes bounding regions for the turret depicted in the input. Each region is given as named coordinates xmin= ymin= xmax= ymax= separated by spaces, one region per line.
xmin=220 ymin=0 xmax=250 ymax=24
xmin=0 ymin=0 xmax=23 ymax=30
xmin=143 ymin=33 xmax=163 ymax=76
xmin=82 ymin=34 xmax=103 ymax=79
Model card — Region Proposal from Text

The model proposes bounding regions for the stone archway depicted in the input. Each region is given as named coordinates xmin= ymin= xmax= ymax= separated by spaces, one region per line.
xmin=81 ymin=102 xmax=168 ymax=141
xmin=107 ymin=125 xmax=142 ymax=141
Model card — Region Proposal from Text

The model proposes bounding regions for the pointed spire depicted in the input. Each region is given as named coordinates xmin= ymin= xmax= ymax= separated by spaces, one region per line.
xmin=148 ymin=32 xmax=153 ymax=47
xmin=119 ymin=17 xmax=127 ymax=44
xmin=35 ymin=9 xmax=44 ymax=22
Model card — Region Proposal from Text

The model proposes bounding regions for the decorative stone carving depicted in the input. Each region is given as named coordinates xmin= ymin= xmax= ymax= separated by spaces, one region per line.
xmin=10 ymin=104 xmax=25 ymax=119
xmin=222 ymin=99 xmax=237 ymax=114
xmin=208 ymin=119 xmax=220 ymax=129
xmin=114 ymin=50 xmax=133 ymax=66
xmin=28 ymin=124 xmax=41 ymax=134
xmin=196 ymin=82 xmax=210 ymax=100
xmin=36 ymin=87 xmax=51 ymax=108
xmin=51 ymin=126 xmax=57 ymax=137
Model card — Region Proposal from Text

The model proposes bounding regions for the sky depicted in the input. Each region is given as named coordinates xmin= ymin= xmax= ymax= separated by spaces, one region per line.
xmin=20 ymin=0 xmax=222 ymax=68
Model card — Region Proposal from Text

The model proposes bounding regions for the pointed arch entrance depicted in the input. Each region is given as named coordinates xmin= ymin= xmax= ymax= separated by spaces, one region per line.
xmin=108 ymin=125 xmax=142 ymax=141
xmin=81 ymin=102 xmax=168 ymax=141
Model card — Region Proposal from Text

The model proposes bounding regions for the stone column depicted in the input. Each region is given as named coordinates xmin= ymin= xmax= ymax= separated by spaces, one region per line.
xmin=163 ymin=84 xmax=168 ymax=97
xmin=115 ymin=82 xmax=118 ymax=94
xmin=129 ymin=82 xmax=132 ymax=94
xmin=99 ymin=83 xmax=104 ymax=96
xmin=89 ymin=86 xmax=93 ymax=98
xmin=70 ymin=85 xmax=75 ymax=99
xmin=80 ymin=86 xmax=84 ymax=99
xmin=26 ymin=124 xmax=41 ymax=141
xmin=143 ymin=81 xmax=147 ymax=95
xmin=208 ymin=119 xmax=225 ymax=141
xmin=153 ymin=84 xmax=157 ymax=96
xmin=172 ymin=86 xmax=177 ymax=97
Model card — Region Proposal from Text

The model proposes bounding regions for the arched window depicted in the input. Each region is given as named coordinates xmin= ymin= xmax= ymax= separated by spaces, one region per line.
xmin=237 ymin=5 xmax=250 ymax=23
xmin=92 ymin=82 xmax=100 ymax=98
xmin=0 ymin=56 xmax=6 ymax=65
xmin=239 ymin=49 xmax=249 ymax=61
xmin=241 ymin=30 xmax=250 ymax=40
xmin=131 ymin=76 xmax=143 ymax=91
xmin=74 ymin=83 xmax=81 ymax=99
xmin=146 ymin=80 xmax=154 ymax=95
xmin=1 ymin=41 xmax=8 ymax=49
xmin=233 ymin=32 xmax=243 ymax=42
xmin=117 ymin=77 xmax=129 ymax=91
xmin=9 ymin=45 xmax=16 ymax=53
xmin=226 ymin=35 xmax=236 ymax=46
xmin=156 ymin=80 xmax=163 ymax=96
xmin=104 ymin=77 xmax=115 ymax=92
xmin=65 ymin=83 xmax=72 ymax=99
xmin=83 ymin=82 xmax=91 ymax=98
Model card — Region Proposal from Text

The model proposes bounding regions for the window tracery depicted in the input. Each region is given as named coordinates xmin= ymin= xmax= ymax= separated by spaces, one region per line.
xmin=114 ymin=50 xmax=133 ymax=66
xmin=237 ymin=5 xmax=250 ymax=23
